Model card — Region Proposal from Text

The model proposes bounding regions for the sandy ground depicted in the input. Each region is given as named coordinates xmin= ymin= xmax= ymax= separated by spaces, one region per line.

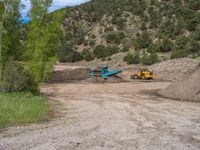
xmin=1 ymin=81 xmax=200 ymax=150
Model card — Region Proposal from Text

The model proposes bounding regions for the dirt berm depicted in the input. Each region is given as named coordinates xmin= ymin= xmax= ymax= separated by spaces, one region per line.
xmin=159 ymin=63 xmax=200 ymax=102
xmin=48 ymin=65 xmax=90 ymax=83
xmin=149 ymin=58 xmax=200 ymax=81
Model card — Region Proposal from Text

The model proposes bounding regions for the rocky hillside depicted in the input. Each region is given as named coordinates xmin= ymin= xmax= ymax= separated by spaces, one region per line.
xmin=51 ymin=0 xmax=200 ymax=65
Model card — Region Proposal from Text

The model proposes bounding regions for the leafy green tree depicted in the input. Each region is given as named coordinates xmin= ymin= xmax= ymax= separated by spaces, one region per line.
xmin=0 ymin=0 xmax=21 ymax=80
xmin=26 ymin=0 xmax=61 ymax=82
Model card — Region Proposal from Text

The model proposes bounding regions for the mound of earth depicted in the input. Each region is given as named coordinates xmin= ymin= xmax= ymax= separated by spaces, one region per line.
xmin=159 ymin=63 xmax=200 ymax=102
xmin=49 ymin=65 xmax=90 ymax=83
xmin=148 ymin=58 xmax=200 ymax=81
xmin=48 ymin=64 xmax=124 ymax=83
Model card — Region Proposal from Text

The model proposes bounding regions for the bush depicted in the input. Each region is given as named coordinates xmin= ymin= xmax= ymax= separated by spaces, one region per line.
xmin=76 ymin=37 xmax=85 ymax=45
xmin=93 ymin=45 xmax=119 ymax=59
xmin=188 ymin=41 xmax=200 ymax=53
xmin=123 ymin=53 xmax=140 ymax=64
xmin=93 ymin=45 xmax=107 ymax=59
xmin=1 ymin=58 xmax=39 ymax=94
xmin=89 ymin=40 xmax=96 ymax=47
xmin=65 ymin=51 xmax=83 ymax=62
xmin=121 ymin=46 xmax=129 ymax=52
xmin=135 ymin=31 xmax=152 ymax=50
xmin=104 ymin=26 xmax=114 ymax=32
xmin=147 ymin=42 xmax=161 ymax=53
xmin=141 ymin=53 xmax=159 ymax=65
xmin=106 ymin=31 xmax=125 ymax=44
xmin=170 ymin=50 xmax=188 ymax=59
xmin=81 ymin=49 xmax=94 ymax=61
xmin=160 ymin=38 xmax=174 ymax=52
xmin=111 ymin=16 xmax=126 ymax=30
xmin=175 ymin=36 xmax=189 ymax=50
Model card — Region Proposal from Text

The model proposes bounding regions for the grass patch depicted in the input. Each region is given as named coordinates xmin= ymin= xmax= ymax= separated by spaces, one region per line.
xmin=0 ymin=92 xmax=49 ymax=128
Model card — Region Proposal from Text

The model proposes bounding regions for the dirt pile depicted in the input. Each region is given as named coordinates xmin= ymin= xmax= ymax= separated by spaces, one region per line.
xmin=49 ymin=65 xmax=90 ymax=83
xmin=148 ymin=58 xmax=200 ymax=81
xmin=159 ymin=63 xmax=200 ymax=102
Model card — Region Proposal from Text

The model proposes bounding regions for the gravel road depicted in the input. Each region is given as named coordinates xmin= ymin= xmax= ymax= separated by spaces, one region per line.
xmin=1 ymin=81 xmax=200 ymax=150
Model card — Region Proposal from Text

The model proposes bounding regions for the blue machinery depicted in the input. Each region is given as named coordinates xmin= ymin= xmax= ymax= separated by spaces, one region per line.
xmin=89 ymin=66 xmax=122 ymax=79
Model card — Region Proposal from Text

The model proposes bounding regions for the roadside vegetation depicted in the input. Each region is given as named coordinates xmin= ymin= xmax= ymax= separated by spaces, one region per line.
xmin=0 ymin=0 xmax=57 ymax=128
xmin=0 ymin=93 xmax=49 ymax=128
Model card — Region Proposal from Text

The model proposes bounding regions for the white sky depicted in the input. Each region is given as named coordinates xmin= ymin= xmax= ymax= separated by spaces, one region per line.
xmin=21 ymin=0 xmax=90 ymax=18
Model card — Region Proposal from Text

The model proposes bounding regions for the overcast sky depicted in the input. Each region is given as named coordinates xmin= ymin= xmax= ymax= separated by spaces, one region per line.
xmin=21 ymin=0 xmax=90 ymax=18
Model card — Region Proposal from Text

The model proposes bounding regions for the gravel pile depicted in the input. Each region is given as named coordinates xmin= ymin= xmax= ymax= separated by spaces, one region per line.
xmin=159 ymin=63 xmax=200 ymax=102
xmin=148 ymin=58 xmax=200 ymax=81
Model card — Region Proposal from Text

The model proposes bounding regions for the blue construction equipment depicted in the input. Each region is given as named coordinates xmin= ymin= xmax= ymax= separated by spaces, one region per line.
xmin=89 ymin=66 xmax=122 ymax=80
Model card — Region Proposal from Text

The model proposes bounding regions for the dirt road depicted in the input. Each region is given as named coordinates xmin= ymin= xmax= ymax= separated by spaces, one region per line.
xmin=1 ymin=81 xmax=200 ymax=150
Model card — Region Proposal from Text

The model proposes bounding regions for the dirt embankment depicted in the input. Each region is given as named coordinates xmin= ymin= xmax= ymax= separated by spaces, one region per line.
xmin=149 ymin=58 xmax=200 ymax=81
xmin=160 ymin=63 xmax=200 ymax=102
xmin=48 ymin=65 xmax=90 ymax=83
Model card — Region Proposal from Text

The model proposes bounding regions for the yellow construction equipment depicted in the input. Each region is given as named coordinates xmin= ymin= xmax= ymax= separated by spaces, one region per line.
xmin=131 ymin=68 xmax=155 ymax=80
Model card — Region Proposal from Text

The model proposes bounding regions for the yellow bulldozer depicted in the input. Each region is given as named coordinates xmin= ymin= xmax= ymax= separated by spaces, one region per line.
xmin=131 ymin=68 xmax=155 ymax=80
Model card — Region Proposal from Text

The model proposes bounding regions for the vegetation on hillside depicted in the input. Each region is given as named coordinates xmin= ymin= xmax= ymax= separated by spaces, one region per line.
xmin=53 ymin=0 xmax=200 ymax=64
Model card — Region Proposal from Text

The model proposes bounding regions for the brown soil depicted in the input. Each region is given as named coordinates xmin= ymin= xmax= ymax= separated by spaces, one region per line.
xmin=48 ymin=65 xmax=90 ymax=83
xmin=1 ymin=64 xmax=200 ymax=149
xmin=160 ymin=63 xmax=200 ymax=102
xmin=1 ymin=81 xmax=200 ymax=150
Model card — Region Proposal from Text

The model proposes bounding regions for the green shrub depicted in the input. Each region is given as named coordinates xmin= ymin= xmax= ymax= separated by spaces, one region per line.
xmin=141 ymin=53 xmax=159 ymax=65
xmin=104 ymin=26 xmax=114 ymax=32
xmin=81 ymin=49 xmax=94 ymax=61
xmin=123 ymin=53 xmax=140 ymax=64
xmin=65 ymin=51 xmax=83 ymax=62
xmin=106 ymin=31 xmax=125 ymax=44
xmin=91 ymin=34 xmax=96 ymax=39
xmin=135 ymin=31 xmax=152 ymax=50
xmin=76 ymin=37 xmax=85 ymax=45
xmin=89 ymin=40 xmax=96 ymax=47
xmin=160 ymin=38 xmax=174 ymax=52
xmin=111 ymin=16 xmax=126 ymax=30
xmin=93 ymin=45 xmax=107 ymax=59
xmin=2 ymin=58 xmax=39 ymax=94
xmin=175 ymin=36 xmax=189 ymax=50
xmin=121 ymin=46 xmax=129 ymax=52
xmin=93 ymin=45 xmax=119 ymax=59
xmin=106 ymin=46 xmax=119 ymax=55
xmin=188 ymin=41 xmax=200 ymax=53
xmin=171 ymin=50 xmax=188 ymax=59
xmin=147 ymin=42 xmax=161 ymax=53
xmin=149 ymin=53 xmax=159 ymax=64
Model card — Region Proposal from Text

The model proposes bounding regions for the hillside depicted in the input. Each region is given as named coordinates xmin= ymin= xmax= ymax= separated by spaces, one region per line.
xmin=51 ymin=0 xmax=200 ymax=65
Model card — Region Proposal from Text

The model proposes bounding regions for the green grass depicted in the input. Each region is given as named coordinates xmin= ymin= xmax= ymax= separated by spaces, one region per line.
xmin=0 ymin=92 xmax=49 ymax=128
xmin=195 ymin=57 xmax=200 ymax=60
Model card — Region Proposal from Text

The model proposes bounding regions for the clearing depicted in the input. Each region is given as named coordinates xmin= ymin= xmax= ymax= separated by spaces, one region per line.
xmin=0 ymin=65 xmax=200 ymax=150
